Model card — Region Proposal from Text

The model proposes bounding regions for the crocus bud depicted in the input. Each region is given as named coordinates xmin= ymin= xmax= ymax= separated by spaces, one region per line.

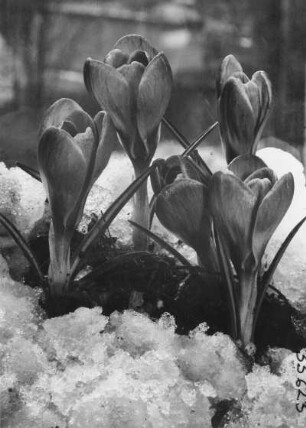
xmin=208 ymin=154 xmax=294 ymax=347
xmin=84 ymin=34 xmax=173 ymax=165
xmin=84 ymin=35 xmax=173 ymax=250
xmin=217 ymin=56 xmax=272 ymax=163
xmin=216 ymin=54 xmax=243 ymax=98
xmin=38 ymin=98 xmax=117 ymax=295
xmin=155 ymin=178 xmax=217 ymax=271
xmin=150 ymin=155 xmax=182 ymax=196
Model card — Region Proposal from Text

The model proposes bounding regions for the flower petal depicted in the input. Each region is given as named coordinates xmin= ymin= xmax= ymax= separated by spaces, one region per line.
xmin=216 ymin=54 xmax=243 ymax=98
xmin=72 ymin=127 xmax=95 ymax=166
xmin=155 ymin=178 xmax=210 ymax=254
xmin=104 ymin=48 xmax=129 ymax=68
xmin=252 ymin=172 xmax=294 ymax=263
xmin=219 ymin=77 xmax=256 ymax=162
xmin=180 ymin=156 xmax=211 ymax=186
xmin=228 ymin=154 xmax=267 ymax=181
xmin=128 ymin=50 xmax=149 ymax=66
xmin=137 ymin=52 xmax=173 ymax=151
xmin=39 ymin=98 xmax=93 ymax=138
xmin=83 ymin=58 xmax=132 ymax=137
xmin=251 ymin=71 xmax=272 ymax=142
xmin=38 ymin=127 xmax=87 ymax=230
xmin=247 ymin=177 xmax=273 ymax=202
xmin=208 ymin=171 xmax=257 ymax=273
xmin=243 ymin=80 xmax=260 ymax=122
xmin=117 ymin=61 xmax=145 ymax=107
xmin=91 ymin=112 xmax=117 ymax=184
xmin=113 ymin=34 xmax=158 ymax=60
xmin=245 ymin=167 xmax=277 ymax=185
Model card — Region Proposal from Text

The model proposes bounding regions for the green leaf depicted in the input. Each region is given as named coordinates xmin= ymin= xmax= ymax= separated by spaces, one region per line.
xmin=69 ymin=161 xmax=162 ymax=280
xmin=162 ymin=117 xmax=210 ymax=172
xmin=214 ymin=225 xmax=239 ymax=340
xmin=16 ymin=162 xmax=41 ymax=182
xmin=182 ymin=121 xmax=218 ymax=161
xmin=149 ymin=193 xmax=157 ymax=228
xmin=253 ymin=215 xmax=306 ymax=330
xmin=180 ymin=157 xmax=211 ymax=186
xmin=0 ymin=212 xmax=44 ymax=284
xmin=129 ymin=220 xmax=192 ymax=266
xmin=162 ymin=116 xmax=189 ymax=149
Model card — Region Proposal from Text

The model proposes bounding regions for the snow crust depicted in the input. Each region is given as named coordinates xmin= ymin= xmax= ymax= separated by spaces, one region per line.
xmin=0 ymin=248 xmax=304 ymax=427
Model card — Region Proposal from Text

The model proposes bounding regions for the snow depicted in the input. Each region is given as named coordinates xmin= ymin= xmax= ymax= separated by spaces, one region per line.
xmin=1 ymin=146 xmax=306 ymax=426
xmin=256 ymin=148 xmax=306 ymax=313
xmin=0 ymin=246 xmax=304 ymax=426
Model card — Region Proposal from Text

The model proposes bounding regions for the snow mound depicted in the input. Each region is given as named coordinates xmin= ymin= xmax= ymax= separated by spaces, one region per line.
xmin=257 ymin=148 xmax=306 ymax=312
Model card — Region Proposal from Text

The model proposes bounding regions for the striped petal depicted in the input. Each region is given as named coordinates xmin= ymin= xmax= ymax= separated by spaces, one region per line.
xmin=39 ymin=98 xmax=93 ymax=138
xmin=38 ymin=127 xmax=87 ymax=231
xmin=83 ymin=59 xmax=132 ymax=137
xmin=137 ymin=53 xmax=173 ymax=153
xmin=252 ymin=172 xmax=294 ymax=263
xmin=208 ymin=171 xmax=257 ymax=273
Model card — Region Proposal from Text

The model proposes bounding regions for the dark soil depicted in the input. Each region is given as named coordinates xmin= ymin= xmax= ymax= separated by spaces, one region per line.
xmin=24 ymin=225 xmax=306 ymax=359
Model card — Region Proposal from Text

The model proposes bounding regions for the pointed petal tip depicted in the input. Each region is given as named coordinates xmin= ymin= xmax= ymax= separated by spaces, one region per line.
xmin=228 ymin=154 xmax=267 ymax=180
xmin=217 ymin=54 xmax=243 ymax=97
xmin=137 ymin=52 xmax=173 ymax=145
xmin=113 ymin=34 xmax=158 ymax=59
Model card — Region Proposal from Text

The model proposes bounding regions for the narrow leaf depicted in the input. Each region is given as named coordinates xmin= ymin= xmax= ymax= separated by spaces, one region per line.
xmin=0 ymin=213 xmax=44 ymax=283
xmin=162 ymin=117 xmax=212 ymax=173
xmin=16 ymin=162 xmax=41 ymax=182
xmin=214 ymin=225 xmax=239 ymax=340
xmin=149 ymin=193 xmax=157 ymax=228
xmin=70 ymin=161 xmax=161 ymax=279
xmin=129 ymin=220 xmax=192 ymax=266
xmin=180 ymin=157 xmax=211 ymax=186
xmin=254 ymin=215 xmax=306 ymax=329
xmin=162 ymin=116 xmax=189 ymax=149
xmin=182 ymin=121 xmax=218 ymax=161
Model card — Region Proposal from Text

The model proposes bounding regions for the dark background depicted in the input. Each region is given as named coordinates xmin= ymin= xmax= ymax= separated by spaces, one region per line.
xmin=0 ymin=0 xmax=305 ymax=153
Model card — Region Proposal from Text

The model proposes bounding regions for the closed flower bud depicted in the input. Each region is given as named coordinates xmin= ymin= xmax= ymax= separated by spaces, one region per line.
xmin=38 ymin=98 xmax=117 ymax=294
xmin=217 ymin=56 xmax=272 ymax=163
xmin=84 ymin=34 xmax=173 ymax=165
xmin=208 ymin=154 xmax=294 ymax=346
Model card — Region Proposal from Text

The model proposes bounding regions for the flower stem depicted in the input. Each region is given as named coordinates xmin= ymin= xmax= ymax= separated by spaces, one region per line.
xmin=239 ymin=268 xmax=258 ymax=348
xmin=48 ymin=221 xmax=72 ymax=297
xmin=132 ymin=160 xmax=150 ymax=250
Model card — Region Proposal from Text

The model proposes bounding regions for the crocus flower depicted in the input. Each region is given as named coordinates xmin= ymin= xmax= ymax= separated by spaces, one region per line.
xmin=208 ymin=154 xmax=294 ymax=348
xmin=154 ymin=157 xmax=217 ymax=271
xmin=84 ymin=34 xmax=173 ymax=249
xmin=217 ymin=55 xmax=272 ymax=163
xmin=38 ymin=98 xmax=117 ymax=296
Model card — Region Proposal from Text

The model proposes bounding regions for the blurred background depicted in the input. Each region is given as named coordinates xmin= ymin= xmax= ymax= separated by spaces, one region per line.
xmin=0 ymin=0 xmax=305 ymax=159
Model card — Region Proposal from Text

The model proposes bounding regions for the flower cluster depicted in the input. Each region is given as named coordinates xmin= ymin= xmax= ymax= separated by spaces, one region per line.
xmin=1 ymin=35 xmax=302 ymax=354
